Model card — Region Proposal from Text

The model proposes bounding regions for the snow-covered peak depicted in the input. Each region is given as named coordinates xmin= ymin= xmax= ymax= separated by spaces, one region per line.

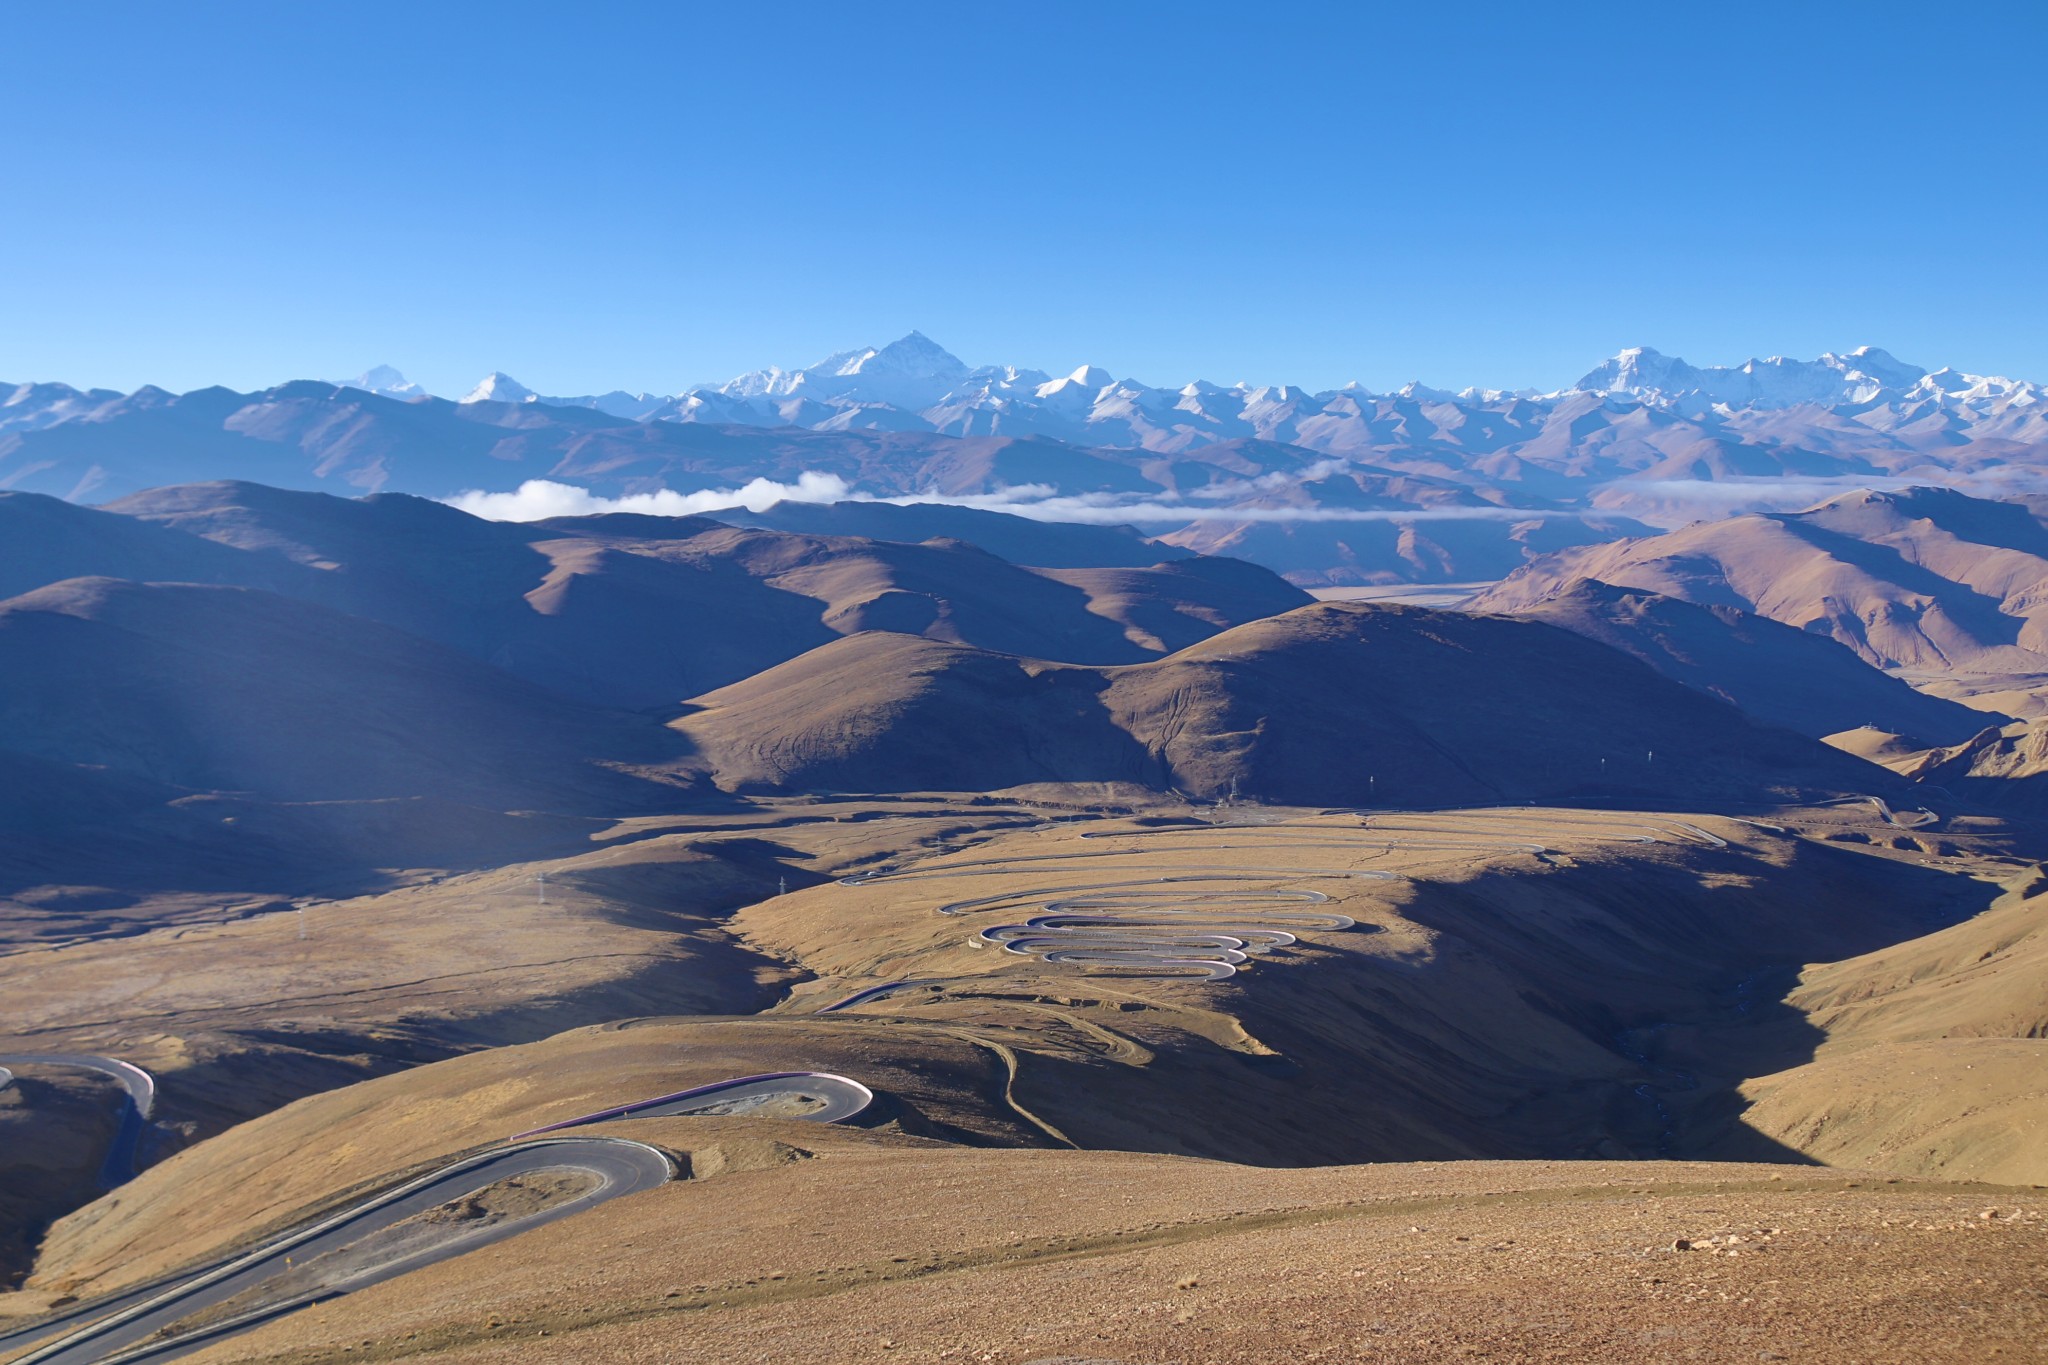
xmin=1903 ymin=367 xmax=2047 ymax=411
xmin=1574 ymin=345 xmax=1961 ymax=411
xmin=986 ymin=364 xmax=1053 ymax=387
xmin=837 ymin=330 xmax=969 ymax=381
xmin=707 ymin=332 xmax=970 ymax=409
xmin=341 ymin=365 xmax=426 ymax=399
xmin=1829 ymin=345 xmax=1926 ymax=390
xmin=460 ymin=372 xmax=538 ymax=405
xmin=1035 ymin=365 xmax=1115 ymax=401
xmin=418 ymin=336 xmax=2042 ymax=458
xmin=1573 ymin=346 xmax=1699 ymax=398
xmin=714 ymin=365 xmax=798 ymax=400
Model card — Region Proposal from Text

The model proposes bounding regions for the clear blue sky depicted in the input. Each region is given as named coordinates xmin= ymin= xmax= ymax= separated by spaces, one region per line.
xmin=2 ymin=1 xmax=2042 ymax=397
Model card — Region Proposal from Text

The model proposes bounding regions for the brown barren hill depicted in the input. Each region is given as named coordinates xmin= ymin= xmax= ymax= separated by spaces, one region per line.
xmin=1475 ymin=485 xmax=2048 ymax=675
xmin=0 ymin=489 xmax=292 ymax=601
xmin=0 ymin=577 xmax=686 ymax=809
xmin=98 ymin=482 xmax=1308 ymax=707
xmin=1032 ymin=553 xmax=1315 ymax=653
xmin=676 ymin=632 xmax=1160 ymax=793
xmin=1507 ymin=577 xmax=1998 ymax=743
xmin=1723 ymin=866 xmax=2048 ymax=1183
xmin=147 ymin=1155 xmax=2048 ymax=1365
xmin=678 ymin=600 xmax=1896 ymax=806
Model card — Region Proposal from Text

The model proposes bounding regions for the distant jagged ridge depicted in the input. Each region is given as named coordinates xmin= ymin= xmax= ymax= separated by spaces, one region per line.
xmin=12 ymin=333 xmax=2032 ymax=450
xmin=6 ymin=337 xmax=2046 ymax=590
xmin=336 ymin=334 xmax=2047 ymax=450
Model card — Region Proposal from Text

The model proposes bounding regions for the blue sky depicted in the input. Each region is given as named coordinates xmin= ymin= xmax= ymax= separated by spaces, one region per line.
xmin=2 ymin=1 xmax=2042 ymax=396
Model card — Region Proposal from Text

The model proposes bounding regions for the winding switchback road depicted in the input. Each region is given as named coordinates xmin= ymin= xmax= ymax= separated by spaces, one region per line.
xmin=511 ymin=1071 xmax=874 ymax=1137
xmin=841 ymin=823 xmax=1404 ymax=981
xmin=8 ymin=1073 xmax=872 ymax=1365
xmin=976 ymin=887 xmax=1360 ymax=980
xmin=1863 ymin=795 xmax=1939 ymax=829
xmin=10 ymin=1139 xmax=673 ymax=1365
xmin=827 ymin=809 xmax=1738 ymax=991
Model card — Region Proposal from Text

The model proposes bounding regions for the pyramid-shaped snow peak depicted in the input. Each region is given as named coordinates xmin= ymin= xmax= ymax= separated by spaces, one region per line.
xmin=843 ymin=332 xmax=969 ymax=380
xmin=460 ymin=372 xmax=538 ymax=405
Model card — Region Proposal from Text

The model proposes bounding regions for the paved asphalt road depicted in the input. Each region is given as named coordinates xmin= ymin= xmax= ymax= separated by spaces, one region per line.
xmin=1865 ymin=795 xmax=1939 ymax=828
xmin=977 ymin=889 xmax=1361 ymax=980
xmin=12 ymin=1138 xmax=673 ymax=1365
xmin=8 ymin=1072 xmax=873 ymax=1364
xmin=0 ymin=1054 xmax=158 ymax=1185
xmin=512 ymin=1071 xmax=875 ymax=1137
xmin=827 ymin=810 xmax=1729 ymax=988
xmin=817 ymin=981 xmax=916 ymax=1012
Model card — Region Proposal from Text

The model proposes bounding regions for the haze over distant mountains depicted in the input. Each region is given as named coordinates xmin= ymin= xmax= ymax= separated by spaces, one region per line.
xmin=4 ymin=334 xmax=2046 ymax=586
xmin=335 ymin=333 xmax=2048 ymax=445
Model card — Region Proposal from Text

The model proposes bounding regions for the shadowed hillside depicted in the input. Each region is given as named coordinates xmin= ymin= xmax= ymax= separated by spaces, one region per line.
xmin=678 ymin=600 xmax=1894 ymax=806
xmin=81 ymin=482 xmax=1307 ymax=706
xmin=1508 ymin=578 xmax=1998 ymax=743
xmin=0 ymin=577 xmax=688 ymax=809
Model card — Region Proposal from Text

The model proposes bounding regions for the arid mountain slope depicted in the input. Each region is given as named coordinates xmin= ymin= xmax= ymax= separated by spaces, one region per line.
xmin=14 ymin=803 xmax=2037 ymax=1365
xmin=1476 ymin=486 xmax=2048 ymax=677
xmin=1509 ymin=578 xmax=1997 ymax=743
xmin=88 ymin=482 xmax=1306 ymax=706
xmin=1879 ymin=718 xmax=2048 ymax=812
xmin=1725 ymin=866 xmax=2048 ymax=1184
xmin=1033 ymin=556 xmax=1316 ymax=654
xmin=617 ymin=523 xmax=1306 ymax=665
xmin=34 ymin=1134 xmax=2043 ymax=1365
xmin=0 ymin=577 xmax=683 ymax=808
xmin=681 ymin=633 xmax=1154 ymax=794
xmin=0 ymin=491 xmax=289 ymax=601
xmin=678 ymin=601 xmax=1892 ymax=805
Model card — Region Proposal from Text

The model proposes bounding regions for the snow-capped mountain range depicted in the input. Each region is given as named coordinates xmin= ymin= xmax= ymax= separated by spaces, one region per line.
xmin=5 ymin=335 xmax=2047 ymax=587
xmin=332 ymin=333 xmax=2045 ymax=453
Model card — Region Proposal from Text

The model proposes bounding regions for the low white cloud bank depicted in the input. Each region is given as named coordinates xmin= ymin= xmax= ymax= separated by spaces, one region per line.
xmin=447 ymin=472 xmax=1600 ymax=527
xmin=451 ymin=463 xmax=2048 ymax=536
xmin=447 ymin=472 xmax=854 ymax=521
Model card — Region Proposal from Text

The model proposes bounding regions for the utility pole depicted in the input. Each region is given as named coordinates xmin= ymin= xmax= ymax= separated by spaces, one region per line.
xmin=536 ymin=872 xmax=547 ymax=905
xmin=778 ymin=875 xmax=788 ymax=897
xmin=296 ymin=906 xmax=306 ymax=941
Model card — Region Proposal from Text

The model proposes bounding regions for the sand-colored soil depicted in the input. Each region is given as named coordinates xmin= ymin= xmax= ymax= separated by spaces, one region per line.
xmin=1727 ymin=867 xmax=2048 ymax=1182
xmin=5 ymin=795 xmax=2044 ymax=1363
xmin=132 ymin=1150 xmax=2048 ymax=1365
xmin=21 ymin=1022 xmax=1041 ymax=1298
xmin=0 ymin=797 xmax=1059 ymax=1144
xmin=29 ymin=801 xmax=2041 ymax=1299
